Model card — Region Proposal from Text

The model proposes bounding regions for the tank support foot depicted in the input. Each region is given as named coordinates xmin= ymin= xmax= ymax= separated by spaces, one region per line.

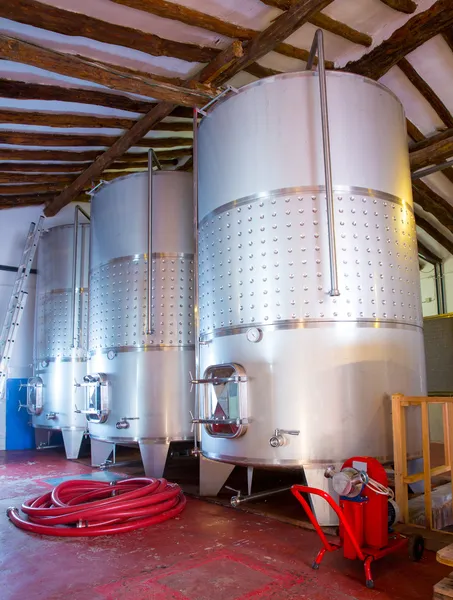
xmin=62 ymin=430 xmax=85 ymax=460
xmin=247 ymin=466 xmax=254 ymax=496
xmin=199 ymin=456 xmax=235 ymax=496
xmin=91 ymin=439 xmax=115 ymax=467
xmin=303 ymin=463 xmax=342 ymax=526
xmin=139 ymin=442 xmax=169 ymax=478
xmin=34 ymin=428 xmax=53 ymax=449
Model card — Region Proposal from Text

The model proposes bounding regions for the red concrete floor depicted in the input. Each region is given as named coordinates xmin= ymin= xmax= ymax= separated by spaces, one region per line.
xmin=0 ymin=449 xmax=450 ymax=600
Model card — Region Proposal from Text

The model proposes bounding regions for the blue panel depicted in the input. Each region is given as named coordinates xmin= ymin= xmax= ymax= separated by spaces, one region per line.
xmin=5 ymin=378 xmax=35 ymax=450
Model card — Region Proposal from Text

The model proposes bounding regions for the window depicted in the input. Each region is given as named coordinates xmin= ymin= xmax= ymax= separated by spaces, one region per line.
xmin=198 ymin=363 xmax=248 ymax=439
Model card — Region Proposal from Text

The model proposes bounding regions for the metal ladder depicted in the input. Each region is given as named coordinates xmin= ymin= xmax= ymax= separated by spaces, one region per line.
xmin=0 ymin=216 xmax=45 ymax=398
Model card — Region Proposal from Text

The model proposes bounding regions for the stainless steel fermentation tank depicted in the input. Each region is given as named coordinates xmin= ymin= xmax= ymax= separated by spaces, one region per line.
xmin=86 ymin=171 xmax=195 ymax=475
xmin=29 ymin=209 xmax=90 ymax=459
xmin=195 ymin=69 xmax=425 ymax=523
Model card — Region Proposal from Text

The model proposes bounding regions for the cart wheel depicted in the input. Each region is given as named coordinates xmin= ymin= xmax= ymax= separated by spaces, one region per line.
xmin=366 ymin=579 xmax=374 ymax=589
xmin=312 ymin=562 xmax=319 ymax=570
xmin=408 ymin=534 xmax=424 ymax=561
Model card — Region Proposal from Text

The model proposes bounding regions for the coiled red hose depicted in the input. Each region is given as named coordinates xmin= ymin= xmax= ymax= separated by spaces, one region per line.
xmin=6 ymin=477 xmax=186 ymax=537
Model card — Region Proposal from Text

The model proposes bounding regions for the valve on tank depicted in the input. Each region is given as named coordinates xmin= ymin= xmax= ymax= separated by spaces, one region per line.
xmin=269 ymin=429 xmax=300 ymax=447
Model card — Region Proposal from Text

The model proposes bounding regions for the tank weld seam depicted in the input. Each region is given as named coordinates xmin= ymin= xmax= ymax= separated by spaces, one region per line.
xmin=88 ymin=344 xmax=195 ymax=355
xmin=35 ymin=357 xmax=88 ymax=363
xmin=199 ymin=185 xmax=413 ymax=229
xmin=199 ymin=318 xmax=422 ymax=341
xmin=40 ymin=288 xmax=88 ymax=295
xmin=89 ymin=252 xmax=195 ymax=274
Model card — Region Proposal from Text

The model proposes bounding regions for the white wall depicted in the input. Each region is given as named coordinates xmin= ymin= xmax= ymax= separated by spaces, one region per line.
xmin=0 ymin=202 xmax=90 ymax=450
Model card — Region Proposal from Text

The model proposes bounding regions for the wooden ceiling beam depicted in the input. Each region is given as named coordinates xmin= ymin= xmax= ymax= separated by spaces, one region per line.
xmin=45 ymin=0 xmax=330 ymax=215
xmin=410 ymin=128 xmax=453 ymax=171
xmin=379 ymin=0 xmax=417 ymax=14
xmin=0 ymin=192 xmax=90 ymax=208
xmin=443 ymin=29 xmax=453 ymax=52
xmin=0 ymin=0 xmax=218 ymax=63
xmin=256 ymin=0 xmax=371 ymax=45
xmin=0 ymin=160 xmax=177 ymax=175
xmin=0 ymin=148 xmax=190 ymax=162
xmin=244 ymin=63 xmax=281 ymax=79
xmin=0 ymin=131 xmax=192 ymax=148
xmin=415 ymin=212 xmax=453 ymax=255
xmin=417 ymin=238 xmax=442 ymax=263
xmin=0 ymin=79 xmax=193 ymax=118
xmin=412 ymin=180 xmax=453 ymax=234
xmin=344 ymin=0 xmax=453 ymax=80
xmin=398 ymin=58 xmax=453 ymax=127
xmin=0 ymin=35 xmax=216 ymax=107
xmin=0 ymin=110 xmax=192 ymax=130
xmin=406 ymin=119 xmax=425 ymax=143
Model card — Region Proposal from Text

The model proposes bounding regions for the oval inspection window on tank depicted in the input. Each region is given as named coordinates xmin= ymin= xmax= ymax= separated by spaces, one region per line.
xmin=210 ymin=366 xmax=240 ymax=437
xmin=199 ymin=363 xmax=248 ymax=439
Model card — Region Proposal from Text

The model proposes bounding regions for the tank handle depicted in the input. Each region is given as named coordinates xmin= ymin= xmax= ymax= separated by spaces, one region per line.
xmin=306 ymin=29 xmax=340 ymax=297
xmin=72 ymin=204 xmax=90 ymax=349
xmin=146 ymin=149 xmax=162 ymax=335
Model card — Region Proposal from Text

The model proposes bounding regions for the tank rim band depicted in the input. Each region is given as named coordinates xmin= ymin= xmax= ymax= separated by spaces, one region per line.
xmin=89 ymin=252 xmax=194 ymax=274
xmin=88 ymin=344 xmax=195 ymax=356
xmin=199 ymin=318 xmax=422 ymax=342
xmin=199 ymin=185 xmax=412 ymax=228
xmin=88 ymin=434 xmax=194 ymax=444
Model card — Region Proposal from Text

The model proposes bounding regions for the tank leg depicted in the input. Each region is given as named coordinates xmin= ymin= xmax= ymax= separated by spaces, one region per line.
xmin=303 ymin=464 xmax=342 ymax=526
xmin=90 ymin=439 xmax=114 ymax=467
xmin=199 ymin=456 xmax=235 ymax=496
xmin=139 ymin=442 xmax=169 ymax=478
xmin=247 ymin=466 xmax=254 ymax=496
xmin=34 ymin=428 xmax=51 ymax=449
xmin=62 ymin=430 xmax=85 ymax=460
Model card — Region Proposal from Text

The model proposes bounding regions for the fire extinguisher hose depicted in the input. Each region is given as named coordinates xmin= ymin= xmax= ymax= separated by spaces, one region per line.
xmin=6 ymin=477 xmax=186 ymax=537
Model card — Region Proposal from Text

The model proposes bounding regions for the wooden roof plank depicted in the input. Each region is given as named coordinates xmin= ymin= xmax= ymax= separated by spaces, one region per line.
xmin=0 ymin=131 xmax=192 ymax=147
xmin=416 ymin=212 xmax=453 ymax=255
xmin=398 ymin=58 xmax=453 ymax=127
xmin=0 ymin=109 xmax=192 ymax=130
xmin=0 ymin=35 xmax=216 ymax=107
xmin=344 ymin=0 xmax=453 ymax=80
xmin=410 ymin=128 xmax=453 ymax=171
xmin=379 ymin=0 xmax=417 ymax=14
xmin=259 ymin=0 xmax=371 ymax=45
xmin=412 ymin=180 xmax=453 ymax=234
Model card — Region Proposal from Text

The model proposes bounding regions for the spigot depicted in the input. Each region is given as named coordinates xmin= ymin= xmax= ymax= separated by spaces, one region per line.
xmin=115 ymin=417 xmax=138 ymax=430
xmin=269 ymin=428 xmax=300 ymax=448
xmin=324 ymin=465 xmax=337 ymax=479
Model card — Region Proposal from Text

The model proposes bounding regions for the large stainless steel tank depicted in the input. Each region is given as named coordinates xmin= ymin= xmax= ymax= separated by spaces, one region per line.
xmin=196 ymin=71 xmax=425 ymax=522
xmin=30 ymin=217 xmax=89 ymax=458
xmin=86 ymin=171 xmax=195 ymax=475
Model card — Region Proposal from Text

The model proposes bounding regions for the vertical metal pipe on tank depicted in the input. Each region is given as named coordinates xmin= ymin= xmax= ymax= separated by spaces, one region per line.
xmin=195 ymin=34 xmax=425 ymax=524
xmin=307 ymin=30 xmax=339 ymax=297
